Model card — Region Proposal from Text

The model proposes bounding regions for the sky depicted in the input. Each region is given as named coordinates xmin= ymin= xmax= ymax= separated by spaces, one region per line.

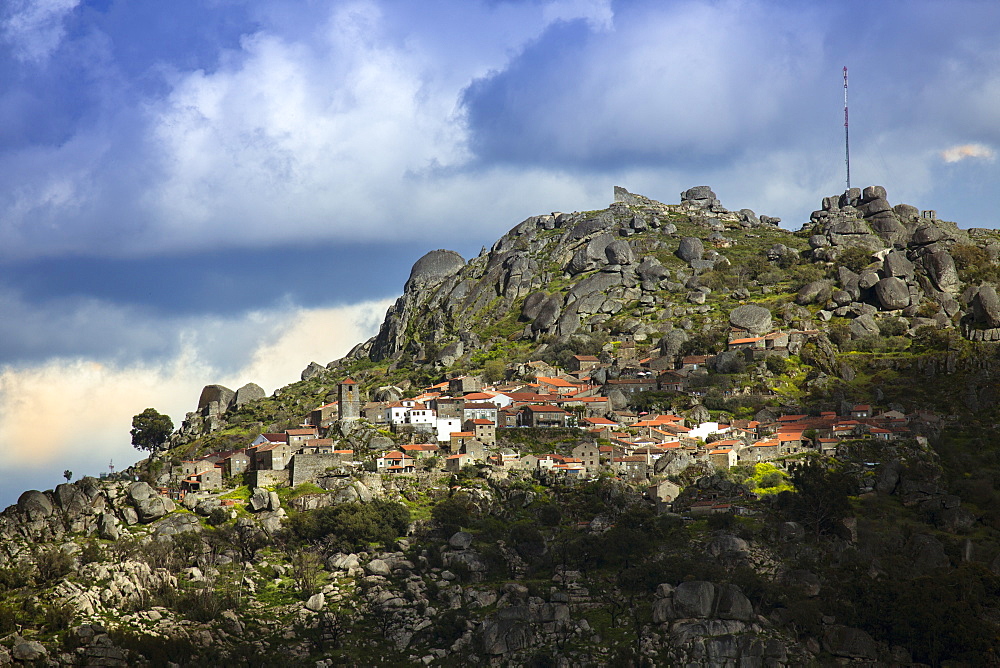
xmin=2 ymin=0 xmax=999 ymax=507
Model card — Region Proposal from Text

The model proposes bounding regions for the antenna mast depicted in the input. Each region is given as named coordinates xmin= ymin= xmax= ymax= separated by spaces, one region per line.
xmin=844 ymin=66 xmax=851 ymax=191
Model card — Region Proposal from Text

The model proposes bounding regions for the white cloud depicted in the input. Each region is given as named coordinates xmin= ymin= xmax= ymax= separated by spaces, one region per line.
xmin=0 ymin=299 xmax=390 ymax=494
xmin=1 ymin=0 xmax=80 ymax=63
xmin=940 ymin=143 xmax=996 ymax=164
xmin=142 ymin=6 xmax=470 ymax=250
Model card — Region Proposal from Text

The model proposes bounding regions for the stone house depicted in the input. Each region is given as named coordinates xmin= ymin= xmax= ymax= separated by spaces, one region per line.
xmin=432 ymin=397 xmax=464 ymax=420
xmin=657 ymin=371 xmax=686 ymax=393
xmin=497 ymin=406 xmax=519 ymax=427
xmin=572 ymin=442 xmax=603 ymax=472
xmin=445 ymin=453 xmax=473 ymax=473
xmin=851 ymin=404 xmax=872 ymax=419
xmin=255 ymin=443 xmax=293 ymax=471
xmin=289 ymin=451 xmax=354 ymax=486
xmin=764 ymin=332 xmax=789 ymax=349
xmin=727 ymin=336 xmax=766 ymax=351
xmin=465 ymin=418 xmax=496 ymax=446
xmin=181 ymin=459 xmax=217 ymax=477
xmin=363 ymin=402 xmax=390 ymax=424
xmin=708 ymin=447 xmax=738 ymax=469
xmin=222 ymin=452 xmax=250 ymax=478
xmin=449 ymin=431 xmax=475 ymax=452
xmin=300 ymin=438 xmax=335 ymax=454
xmin=448 ymin=375 xmax=483 ymax=395
xmin=680 ymin=355 xmax=712 ymax=371
xmin=400 ymin=443 xmax=440 ymax=459
xmin=535 ymin=376 xmax=580 ymax=395
xmin=605 ymin=378 xmax=658 ymax=397
xmin=569 ymin=355 xmax=600 ymax=372
xmin=286 ymin=427 xmax=319 ymax=448
xmin=818 ymin=438 xmax=839 ymax=455
xmin=376 ymin=450 xmax=415 ymax=473
xmin=309 ymin=402 xmax=339 ymax=428
xmin=461 ymin=438 xmax=487 ymax=463
xmin=182 ymin=466 xmax=222 ymax=493
xmin=614 ymin=455 xmax=649 ymax=480
xmin=518 ymin=405 xmax=569 ymax=428
xmin=777 ymin=431 xmax=805 ymax=454
xmin=741 ymin=439 xmax=779 ymax=463
xmin=648 ymin=480 xmax=682 ymax=512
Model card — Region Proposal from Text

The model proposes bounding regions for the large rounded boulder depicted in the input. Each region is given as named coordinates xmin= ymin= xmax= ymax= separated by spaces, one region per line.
xmin=234 ymin=382 xmax=266 ymax=406
xmin=17 ymin=490 xmax=53 ymax=522
xmin=198 ymin=384 xmax=235 ymax=413
xmin=729 ymin=304 xmax=773 ymax=334
xmin=924 ymin=250 xmax=960 ymax=294
xmin=874 ymin=277 xmax=910 ymax=310
xmin=971 ymin=285 xmax=1000 ymax=328
xmin=676 ymin=237 xmax=705 ymax=263
xmin=405 ymin=250 xmax=465 ymax=292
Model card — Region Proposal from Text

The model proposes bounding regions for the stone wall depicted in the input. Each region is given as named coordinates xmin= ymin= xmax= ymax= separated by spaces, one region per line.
xmin=290 ymin=453 xmax=350 ymax=486
xmin=246 ymin=469 xmax=289 ymax=488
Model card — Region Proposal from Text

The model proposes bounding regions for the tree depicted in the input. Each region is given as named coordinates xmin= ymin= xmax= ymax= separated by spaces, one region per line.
xmin=778 ymin=461 xmax=854 ymax=537
xmin=130 ymin=408 xmax=173 ymax=452
xmin=63 ymin=470 xmax=72 ymax=482
xmin=483 ymin=359 xmax=506 ymax=384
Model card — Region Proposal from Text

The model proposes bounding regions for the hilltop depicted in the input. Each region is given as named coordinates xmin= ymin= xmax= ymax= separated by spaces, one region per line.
xmin=1 ymin=185 xmax=1000 ymax=666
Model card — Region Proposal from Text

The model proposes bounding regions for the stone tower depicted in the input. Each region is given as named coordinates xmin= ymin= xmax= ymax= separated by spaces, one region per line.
xmin=338 ymin=377 xmax=360 ymax=422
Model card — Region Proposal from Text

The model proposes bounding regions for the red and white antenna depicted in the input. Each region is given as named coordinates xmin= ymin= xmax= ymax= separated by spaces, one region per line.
xmin=844 ymin=66 xmax=851 ymax=191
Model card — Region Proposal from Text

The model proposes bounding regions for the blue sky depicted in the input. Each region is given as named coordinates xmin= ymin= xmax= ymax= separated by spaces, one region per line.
xmin=2 ymin=0 xmax=999 ymax=507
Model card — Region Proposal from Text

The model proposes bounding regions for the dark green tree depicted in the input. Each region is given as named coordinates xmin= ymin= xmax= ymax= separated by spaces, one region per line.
xmin=777 ymin=461 xmax=854 ymax=537
xmin=130 ymin=408 xmax=174 ymax=452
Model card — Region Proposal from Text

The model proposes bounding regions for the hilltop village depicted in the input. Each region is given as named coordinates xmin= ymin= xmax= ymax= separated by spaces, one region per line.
xmin=169 ymin=310 xmax=933 ymax=514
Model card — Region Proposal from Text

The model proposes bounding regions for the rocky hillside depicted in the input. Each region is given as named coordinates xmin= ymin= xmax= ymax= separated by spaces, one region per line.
xmin=363 ymin=186 xmax=797 ymax=364
xmin=2 ymin=185 xmax=1000 ymax=666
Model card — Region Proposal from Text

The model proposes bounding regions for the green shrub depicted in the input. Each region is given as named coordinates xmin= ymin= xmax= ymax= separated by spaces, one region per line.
xmin=878 ymin=317 xmax=908 ymax=337
xmin=0 ymin=562 xmax=33 ymax=592
xmin=174 ymin=587 xmax=238 ymax=623
xmin=838 ymin=247 xmax=875 ymax=273
xmin=207 ymin=507 xmax=230 ymax=526
xmin=80 ymin=539 xmax=102 ymax=565
xmin=43 ymin=602 xmax=76 ymax=632
xmin=287 ymin=500 xmax=411 ymax=552
xmin=0 ymin=603 xmax=20 ymax=634
xmin=431 ymin=495 xmax=474 ymax=535
xmin=35 ymin=547 xmax=73 ymax=583
xmin=764 ymin=356 xmax=788 ymax=375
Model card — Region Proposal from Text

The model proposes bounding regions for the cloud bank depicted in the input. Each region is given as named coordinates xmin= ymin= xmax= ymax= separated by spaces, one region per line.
xmin=3 ymin=0 xmax=999 ymax=263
